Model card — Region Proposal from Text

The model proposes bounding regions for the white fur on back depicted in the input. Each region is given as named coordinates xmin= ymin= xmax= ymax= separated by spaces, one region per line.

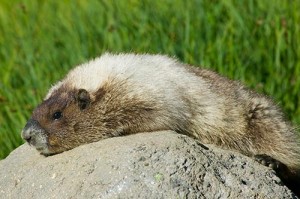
xmin=46 ymin=53 xmax=209 ymax=99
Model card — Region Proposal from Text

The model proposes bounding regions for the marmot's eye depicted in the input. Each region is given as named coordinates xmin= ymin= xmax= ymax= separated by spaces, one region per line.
xmin=53 ymin=111 xmax=62 ymax=120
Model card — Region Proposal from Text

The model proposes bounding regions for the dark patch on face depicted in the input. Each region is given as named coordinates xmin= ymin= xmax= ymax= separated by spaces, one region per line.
xmin=31 ymin=86 xmax=76 ymax=130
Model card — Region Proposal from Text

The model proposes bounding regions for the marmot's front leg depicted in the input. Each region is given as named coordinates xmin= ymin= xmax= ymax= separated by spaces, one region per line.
xmin=254 ymin=154 xmax=300 ymax=197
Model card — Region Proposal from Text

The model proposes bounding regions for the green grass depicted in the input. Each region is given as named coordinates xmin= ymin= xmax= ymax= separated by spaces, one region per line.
xmin=0 ymin=0 xmax=299 ymax=160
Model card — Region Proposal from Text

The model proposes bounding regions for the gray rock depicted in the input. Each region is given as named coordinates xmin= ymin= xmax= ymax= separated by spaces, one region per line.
xmin=0 ymin=131 xmax=297 ymax=199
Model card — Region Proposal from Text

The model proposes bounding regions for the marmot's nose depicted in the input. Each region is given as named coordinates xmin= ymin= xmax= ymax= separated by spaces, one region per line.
xmin=21 ymin=119 xmax=41 ymax=143
xmin=22 ymin=133 xmax=31 ymax=143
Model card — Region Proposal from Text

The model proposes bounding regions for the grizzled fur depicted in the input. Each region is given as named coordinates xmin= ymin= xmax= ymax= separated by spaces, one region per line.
xmin=22 ymin=53 xmax=300 ymax=195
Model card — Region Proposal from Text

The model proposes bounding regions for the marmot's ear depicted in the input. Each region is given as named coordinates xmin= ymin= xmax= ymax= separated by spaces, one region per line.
xmin=76 ymin=89 xmax=91 ymax=110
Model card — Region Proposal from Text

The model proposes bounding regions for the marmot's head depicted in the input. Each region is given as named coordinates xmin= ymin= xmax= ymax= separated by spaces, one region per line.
xmin=21 ymin=79 xmax=157 ymax=155
xmin=21 ymin=87 xmax=103 ymax=155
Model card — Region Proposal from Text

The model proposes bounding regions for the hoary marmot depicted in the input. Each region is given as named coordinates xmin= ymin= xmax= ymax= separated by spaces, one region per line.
xmin=22 ymin=53 xmax=300 ymax=195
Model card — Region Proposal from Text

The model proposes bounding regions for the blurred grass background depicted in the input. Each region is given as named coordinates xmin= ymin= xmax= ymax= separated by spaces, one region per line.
xmin=0 ymin=0 xmax=299 ymax=160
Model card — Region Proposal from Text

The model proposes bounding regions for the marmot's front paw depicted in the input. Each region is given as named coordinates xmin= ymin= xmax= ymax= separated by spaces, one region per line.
xmin=254 ymin=154 xmax=283 ymax=171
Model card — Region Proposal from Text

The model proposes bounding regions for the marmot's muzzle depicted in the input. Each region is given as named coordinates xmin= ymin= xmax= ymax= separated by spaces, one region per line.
xmin=21 ymin=119 xmax=47 ymax=150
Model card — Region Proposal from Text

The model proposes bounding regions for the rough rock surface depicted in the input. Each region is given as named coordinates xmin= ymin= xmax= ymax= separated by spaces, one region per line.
xmin=0 ymin=131 xmax=297 ymax=199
